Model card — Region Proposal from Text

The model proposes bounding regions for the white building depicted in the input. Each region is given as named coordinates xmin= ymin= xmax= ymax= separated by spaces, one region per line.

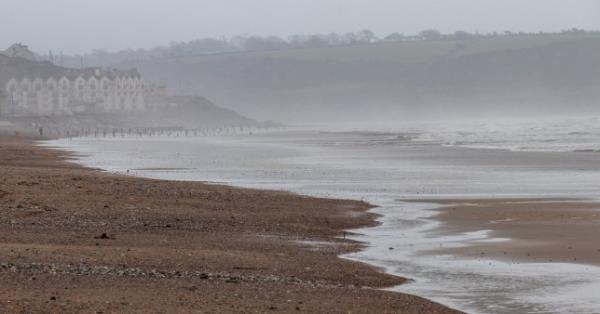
xmin=3 ymin=68 xmax=162 ymax=116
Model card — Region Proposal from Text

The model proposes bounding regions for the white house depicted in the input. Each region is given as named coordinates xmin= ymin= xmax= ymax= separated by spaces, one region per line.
xmin=3 ymin=68 xmax=153 ymax=116
xmin=1 ymin=43 xmax=168 ymax=117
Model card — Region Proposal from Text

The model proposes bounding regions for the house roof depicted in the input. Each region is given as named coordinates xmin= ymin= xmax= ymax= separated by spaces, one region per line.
xmin=0 ymin=54 xmax=141 ymax=87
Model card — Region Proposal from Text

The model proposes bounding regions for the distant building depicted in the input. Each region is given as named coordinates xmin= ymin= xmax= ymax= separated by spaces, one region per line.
xmin=4 ymin=68 xmax=148 ymax=115
xmin=1 ymin=44 xmax=166 ymax=116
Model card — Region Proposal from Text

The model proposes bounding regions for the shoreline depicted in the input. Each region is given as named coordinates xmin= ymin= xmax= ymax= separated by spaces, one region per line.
xmin=341 ymin=196 xmax=600 ymax=313
xmin=0 ymin=135 xmax=459 ymax=313
xmin=410 ymin=198 xmax=600 ymax=267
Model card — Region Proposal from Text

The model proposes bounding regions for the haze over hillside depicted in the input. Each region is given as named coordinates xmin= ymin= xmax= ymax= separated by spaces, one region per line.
xmin=0 ymin=49 xmax=260 ymax=134
xmin=68 ymin=31 xmax=600 ymax=124
xmin=4 ymin=0 xmax=599 ymax=125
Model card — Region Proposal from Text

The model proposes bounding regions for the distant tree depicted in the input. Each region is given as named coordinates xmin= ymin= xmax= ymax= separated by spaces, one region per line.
xmin=419 ymin=29 xmax=443 ymax=40
xmin=342 ymin=32 xmax=358 ymax=45
xmin=453 ymin=31 xmax=473 ymax=40
xmin=243 ymin=36 xmax=288 ymax=51
xmin=305 ymin=35 xmax=328 ymax=48
xmin=266 ymin=36 xmax=289 ymax=49
xmin=356 ymin=29 xmax=377 ymax=43
xmin=241 ymin=36 xmax=266 ymax=51
xmin=384 ymin=32 xmax=405 ymax=42
xmin=325 ymin=33 xmax=342 ymax=46
xmin=186 ymin=38 xmax=232 ymax=54
xmin=287 ymin=35 xmax=308 ymax=48
xmin=230 ymin=35 xmax=249 ymax=50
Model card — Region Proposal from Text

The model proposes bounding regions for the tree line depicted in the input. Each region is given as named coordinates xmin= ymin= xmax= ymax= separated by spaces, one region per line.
xmin=55 ymin=28 xmax=598 ymax=67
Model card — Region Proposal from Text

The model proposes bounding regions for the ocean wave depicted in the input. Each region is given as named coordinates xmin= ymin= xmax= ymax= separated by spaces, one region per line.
xmin=406 ymin=116 xmax=600 ymax=153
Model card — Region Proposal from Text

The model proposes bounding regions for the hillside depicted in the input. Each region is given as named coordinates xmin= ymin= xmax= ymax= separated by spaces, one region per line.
xmin=0 ymin=54 xmax=63 ymax=86
xmin=112 ymin=33 xmax=600 ymax=123
xmin=128 ymin=95 xmax=260 ymax=128
xmin=174 ymin=32 xmax=599 ymax=63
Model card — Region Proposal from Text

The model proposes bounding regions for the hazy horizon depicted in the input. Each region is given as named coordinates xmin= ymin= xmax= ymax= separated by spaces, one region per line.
xmin=2 ymin=0 xmax=600 ymax=54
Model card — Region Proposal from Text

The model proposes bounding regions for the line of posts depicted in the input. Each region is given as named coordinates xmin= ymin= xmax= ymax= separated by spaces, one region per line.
xmin=33 ymin=125 xmax=284 ymax=140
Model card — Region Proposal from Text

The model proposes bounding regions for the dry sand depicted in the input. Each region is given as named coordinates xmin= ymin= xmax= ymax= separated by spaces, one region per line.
xmin=0 ymin=136 xmax=458 ymax=313
xmin=416 ymin=198 xmax=600 ymax=266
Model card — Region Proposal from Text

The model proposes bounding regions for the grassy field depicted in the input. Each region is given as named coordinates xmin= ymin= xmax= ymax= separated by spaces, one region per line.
xmin=177 ymin=32 xmax=600 ymax=65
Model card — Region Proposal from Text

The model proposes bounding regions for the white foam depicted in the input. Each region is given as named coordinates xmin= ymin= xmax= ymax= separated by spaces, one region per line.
xmin=409 ymin=116 xmax=600 ymax=153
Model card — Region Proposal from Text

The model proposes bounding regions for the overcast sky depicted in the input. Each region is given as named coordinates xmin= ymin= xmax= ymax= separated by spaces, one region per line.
xmin=2 ymin=0 xmax=599 ymax=54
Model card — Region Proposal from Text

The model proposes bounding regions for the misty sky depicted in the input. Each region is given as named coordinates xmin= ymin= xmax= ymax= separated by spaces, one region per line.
xmin=2 ymin=0 xmax=600 ymax=54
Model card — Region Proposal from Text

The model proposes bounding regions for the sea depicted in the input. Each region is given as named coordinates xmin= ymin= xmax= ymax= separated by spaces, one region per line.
xmin=45 ymin=116 xmax=600 ymax=314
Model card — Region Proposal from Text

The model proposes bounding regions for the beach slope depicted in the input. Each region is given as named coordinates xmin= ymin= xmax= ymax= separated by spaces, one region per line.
xmin=0 ymin=136 xmax=458 ymax=313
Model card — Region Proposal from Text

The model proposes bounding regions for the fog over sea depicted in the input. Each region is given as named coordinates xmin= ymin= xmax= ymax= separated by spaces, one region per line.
xmin=47 ymin=116 xmax=600 ymax=314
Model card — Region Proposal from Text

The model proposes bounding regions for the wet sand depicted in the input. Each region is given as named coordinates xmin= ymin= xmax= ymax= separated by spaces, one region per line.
xmin=418 ymin=198 xmax=600 ymax=266
xmin=0 ymin=136 xmax=458 ymax=313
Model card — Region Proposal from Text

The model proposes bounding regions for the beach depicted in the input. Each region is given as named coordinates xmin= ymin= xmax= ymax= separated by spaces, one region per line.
xmin=2 ymin=4 xmax=600 ymax=313
xmin=422 ymin=198 xmax=600 ymax=266
xmin=0 ymin=135 xmax=457 ymax=313
xmin=43 ymin=126 xmax=600 ymax=313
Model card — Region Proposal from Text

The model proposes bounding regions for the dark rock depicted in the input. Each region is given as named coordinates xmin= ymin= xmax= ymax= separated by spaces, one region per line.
xmin=94 ymin=233 xmax=114 ymax=240
xmin=226 ymin=277 xmax=241 ymax=283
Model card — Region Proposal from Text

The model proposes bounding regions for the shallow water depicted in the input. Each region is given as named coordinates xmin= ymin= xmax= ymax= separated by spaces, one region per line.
xmin=46 ymin=125 xmax=600 ymax=314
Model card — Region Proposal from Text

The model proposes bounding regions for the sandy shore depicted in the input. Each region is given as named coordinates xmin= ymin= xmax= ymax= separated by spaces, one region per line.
xmin=416 ymin=198 xmax=600 ymax=266
xmin=0 ymin=136 xmax=458 ymax=313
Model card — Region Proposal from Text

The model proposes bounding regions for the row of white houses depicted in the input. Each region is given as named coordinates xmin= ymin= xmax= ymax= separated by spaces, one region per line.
xmin=2 ymin=68 xmax=164 ymax=116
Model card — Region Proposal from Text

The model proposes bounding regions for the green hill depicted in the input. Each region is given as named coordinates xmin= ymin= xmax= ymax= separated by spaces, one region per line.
xmin=115 ymin=33 xmax=600 ymax=123
xmin=173 ymin=32 xmax=600 ymax=64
